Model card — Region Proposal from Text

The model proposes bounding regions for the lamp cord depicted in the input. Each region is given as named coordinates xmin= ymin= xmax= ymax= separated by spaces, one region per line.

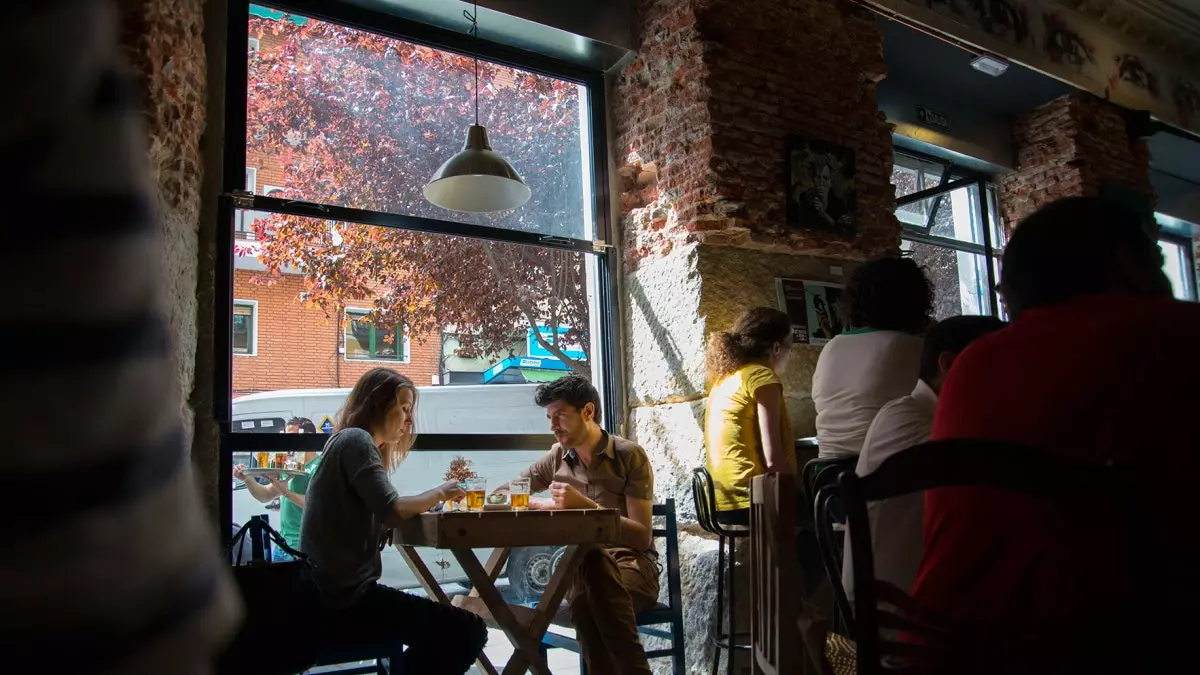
xmin=464 ymin=2 xmax=479 ymax=126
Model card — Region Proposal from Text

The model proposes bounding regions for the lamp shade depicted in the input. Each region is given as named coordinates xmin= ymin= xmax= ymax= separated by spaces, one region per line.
xmin=424 ymin=124 xmax=531 ymax=213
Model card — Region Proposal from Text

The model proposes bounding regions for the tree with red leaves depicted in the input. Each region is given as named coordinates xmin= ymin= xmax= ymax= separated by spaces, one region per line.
xmin=245 ymin=13 xmax=591 ymax=373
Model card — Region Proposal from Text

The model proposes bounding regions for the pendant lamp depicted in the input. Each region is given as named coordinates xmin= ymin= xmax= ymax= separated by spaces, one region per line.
xmin=424 ymin=3 xmax=530 ymax=213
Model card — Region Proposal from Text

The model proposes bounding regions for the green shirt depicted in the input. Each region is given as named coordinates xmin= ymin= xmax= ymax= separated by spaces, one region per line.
xmin=280 ymin=455 xmax=320 ymax=549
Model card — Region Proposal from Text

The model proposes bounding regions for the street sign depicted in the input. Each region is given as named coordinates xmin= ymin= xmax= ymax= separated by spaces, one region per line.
xmin=319 ymin=416 xmax=335 ymax=434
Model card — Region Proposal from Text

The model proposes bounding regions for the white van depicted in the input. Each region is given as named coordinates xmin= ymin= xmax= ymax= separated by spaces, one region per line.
xmin=232 ymin=384 xmax=557 ymax=603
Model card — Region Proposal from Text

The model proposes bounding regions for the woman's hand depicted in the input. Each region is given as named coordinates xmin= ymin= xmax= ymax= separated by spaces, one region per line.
xmin=435 ymin=480 xmax=466 ymax=502
xmin=233 ymin=464 xmax=248 ymax=481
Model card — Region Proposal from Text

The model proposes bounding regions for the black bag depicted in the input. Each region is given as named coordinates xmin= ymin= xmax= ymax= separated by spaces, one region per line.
xmin=217 ymin=516 xmax=323 ymax=675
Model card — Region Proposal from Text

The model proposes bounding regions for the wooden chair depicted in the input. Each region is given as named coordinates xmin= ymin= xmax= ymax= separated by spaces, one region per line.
xmin=540 ymin=500 xmax=686 ymax=675
xmin=836 ymin=439 xmax=1148 ymax=675
xmin=750 ymin=472 xmax=802 ymax=674
xmin=749 ymin=473 xmax=834 ymax=675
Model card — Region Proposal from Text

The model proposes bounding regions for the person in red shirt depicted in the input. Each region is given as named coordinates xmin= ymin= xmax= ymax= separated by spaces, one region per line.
xmin=912 ymin=197 xmax=1199 ymax=670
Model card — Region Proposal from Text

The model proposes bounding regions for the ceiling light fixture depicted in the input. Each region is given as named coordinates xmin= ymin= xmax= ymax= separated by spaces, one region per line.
xmin=424 ymin=1 xmax=531 ymax=213
xmin=970 ymin=54 xmax=1010 ymax=77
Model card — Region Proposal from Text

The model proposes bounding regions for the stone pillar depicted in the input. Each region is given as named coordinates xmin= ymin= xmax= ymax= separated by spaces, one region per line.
xmin=115 ymin=0 xmax=219 ymax=515
xmin=614 ymin=0 xmax=899 ymax=669
xmin=999 ymin=92 xmax=1154 ymax=234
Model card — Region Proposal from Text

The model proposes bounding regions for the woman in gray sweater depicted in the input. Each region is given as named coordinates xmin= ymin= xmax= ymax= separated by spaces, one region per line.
xmin=300 ymin=368 xmax=486 ymax=673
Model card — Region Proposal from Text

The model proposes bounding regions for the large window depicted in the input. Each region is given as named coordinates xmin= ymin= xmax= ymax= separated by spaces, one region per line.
xmin=894 ymin=151 xmax=1003 ymax=320
xmin=1158 ymin=234 xmax=1197 ymax=301
xmin=220 ymin=2 xmax=614 ymax=608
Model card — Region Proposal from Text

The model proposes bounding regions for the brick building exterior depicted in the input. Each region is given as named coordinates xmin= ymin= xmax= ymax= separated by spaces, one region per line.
xmin=231 ymin=270 xmax=441 ymax=395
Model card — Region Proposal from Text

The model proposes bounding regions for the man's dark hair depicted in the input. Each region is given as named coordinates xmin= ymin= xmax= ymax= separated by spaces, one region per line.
xmin=840 ymin=257 xmax=933 ymax=334
xmin=1000 ymin=197 xmax=1168 ymax=316
xmin=287 ymin=416 xmax=317 ymax=433
xmin=919 ymin=315 xmax=1007 ymax=383
xmin=534 ymin=375 xmax=602 ymax=425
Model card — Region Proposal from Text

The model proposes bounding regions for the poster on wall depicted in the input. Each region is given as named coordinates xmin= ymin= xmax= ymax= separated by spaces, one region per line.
xmin=785 ymin=135 xmax=857 ymax=237
xmin=775 ymin=278 xmax=846 ymax=346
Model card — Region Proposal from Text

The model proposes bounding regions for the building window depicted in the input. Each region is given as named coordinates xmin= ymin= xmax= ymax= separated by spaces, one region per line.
xmin=222 ymin=3 xmax=613 ymax=558
xmin=1158 ymin=235 xmax=1197 ymax=301
xmin=232 ymin=300 xmax=257 ymax=356
xmin=344 ymin=309 xmax=408 ymax=362
xmin=894 ymin=151 xmax=1003 ymax=320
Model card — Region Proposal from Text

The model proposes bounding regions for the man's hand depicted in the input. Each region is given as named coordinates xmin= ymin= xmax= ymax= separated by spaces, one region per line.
xmin=233 ymin=464 xmax=249 ymax=481
xmin=266 ymin=475 xmax=289 ymax=496
xmin=436 ymin=480 xmax=466 ymax=502
xmin=550 ymin=482 xmax=597 ymax=510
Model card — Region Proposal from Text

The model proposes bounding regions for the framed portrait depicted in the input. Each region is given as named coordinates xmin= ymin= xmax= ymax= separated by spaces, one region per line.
xmin=786 ymin=136 xmax=856 ymax=236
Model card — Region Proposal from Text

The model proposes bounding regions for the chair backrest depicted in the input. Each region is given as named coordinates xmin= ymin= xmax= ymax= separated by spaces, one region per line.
xmin=691 ymin=466 xmax=732 ymax=537
xmin=652 ymin=500 xmax=683 ymax=614
xmin=841 ymin=438 xmax=1142 ymax=675
xmin=801 ymin=456 xmax=857 ymax=506
xmin=813 ymin=473 xmax=855 ymax=635
xmin=749 ymin=473 xmax=804 ymax=675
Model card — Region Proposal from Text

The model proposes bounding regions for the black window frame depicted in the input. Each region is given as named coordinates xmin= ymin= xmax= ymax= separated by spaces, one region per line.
xmin=217 ymin=0 xmax=619 ymax=537
xmin=894 ymin=148 xmax=1003 ymax=319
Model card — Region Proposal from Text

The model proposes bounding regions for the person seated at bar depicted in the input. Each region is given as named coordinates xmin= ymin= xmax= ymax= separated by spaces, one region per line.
xmin=704 ymin=307 xmax=795 ymax=523
xmin=913 ymin=197 xmax=1200 ymax=671
xmin=300 ymin=368 xmax=486 ymax=674
xmin=232 ymin=416 xmax=321 ymax=560
xmin=501 ymin=375 xmax=659 ymax=675
xmin=813 ymin=257 xmax=932 ymax=459
xmin=841 ymin=315 xmax=1004 ymax=603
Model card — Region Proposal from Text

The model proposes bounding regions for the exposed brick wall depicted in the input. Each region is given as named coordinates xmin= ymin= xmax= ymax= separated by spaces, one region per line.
xmin=232 ymin=270 xmax=441 ymax=395
xmin=999 ymin=92 xmax=1153 ymax=235
xmin=614 ymin=0 xmax=899 ymax=270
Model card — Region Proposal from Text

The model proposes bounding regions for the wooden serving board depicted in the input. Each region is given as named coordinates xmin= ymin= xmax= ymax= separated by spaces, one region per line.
xmin=394 ymin=508 xmax=620 ymax=549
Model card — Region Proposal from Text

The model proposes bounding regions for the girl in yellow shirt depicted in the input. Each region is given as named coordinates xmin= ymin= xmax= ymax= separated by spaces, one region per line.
xmin=704 ymin=307 xmax=795 ymax=522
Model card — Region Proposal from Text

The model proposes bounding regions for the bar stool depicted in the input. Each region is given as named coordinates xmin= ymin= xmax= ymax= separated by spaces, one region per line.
xmin=692 ymin=468 xmax=750 ymax=675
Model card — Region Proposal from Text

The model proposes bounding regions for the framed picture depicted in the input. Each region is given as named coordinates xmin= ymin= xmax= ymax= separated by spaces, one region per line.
xmin=786 ymin=136 xmax=856 ymax=236
xmin=776 ymin=278 xmax=846 ymax=346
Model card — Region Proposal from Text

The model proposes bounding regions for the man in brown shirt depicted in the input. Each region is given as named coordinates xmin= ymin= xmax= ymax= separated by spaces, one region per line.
xmin=509 ymin=375 xmax=659 ymax=675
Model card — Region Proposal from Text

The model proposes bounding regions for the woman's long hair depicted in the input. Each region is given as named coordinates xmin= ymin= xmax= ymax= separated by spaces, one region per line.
xmin=336 ymin=367 xmax=417 ymax=472
xmin=705 ymin=307 xmax=792 ymax=385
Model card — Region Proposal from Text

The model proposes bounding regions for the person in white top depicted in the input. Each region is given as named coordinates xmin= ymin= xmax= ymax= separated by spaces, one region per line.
xmin=813 ymin=257 xmax=932 ymax=459
xmin=841 ymin=315 xmax=1006 ymax=602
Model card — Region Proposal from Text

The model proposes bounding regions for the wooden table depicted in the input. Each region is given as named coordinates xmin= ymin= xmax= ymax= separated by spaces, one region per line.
xmin=394 ymin=508 xmax=620 ymax=675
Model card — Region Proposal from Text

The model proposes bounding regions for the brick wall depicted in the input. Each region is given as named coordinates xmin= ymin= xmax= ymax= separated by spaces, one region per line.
xmin=615 ymin=0 xmax=899 ymax=270
xmin=999 ymin=92 xmax=1153 ymax=234
xmin=232 ymin=270 xmax=440 ymax=395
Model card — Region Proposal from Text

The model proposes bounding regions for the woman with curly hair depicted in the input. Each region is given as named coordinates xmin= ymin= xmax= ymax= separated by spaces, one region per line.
xmin=704 ymin=307 xmax=795 ymax=521
xmin=813 ymin=257 xmax=932 ymax=459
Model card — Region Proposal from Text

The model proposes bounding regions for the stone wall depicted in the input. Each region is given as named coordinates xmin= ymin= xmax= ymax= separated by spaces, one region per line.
xmin=999 ymin=92 xmax=1153 ymax=235
xmin=115 ymin=0 xmax=217 ymax=513
xmin=614 ymin=0 xmax=899 ymax=670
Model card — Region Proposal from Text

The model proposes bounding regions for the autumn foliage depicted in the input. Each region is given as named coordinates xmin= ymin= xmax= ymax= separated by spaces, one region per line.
xmin=245 ymin=13 xmax=592 ymax=373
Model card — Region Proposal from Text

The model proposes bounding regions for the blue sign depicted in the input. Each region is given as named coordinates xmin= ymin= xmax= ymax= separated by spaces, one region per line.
xmin=482 ymin=355 xmax=571 ymax=384
xmin=319 ymin=416 xmax=335 ymax=434
xmin=528 ymin=326 xmax=586 ymax=360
